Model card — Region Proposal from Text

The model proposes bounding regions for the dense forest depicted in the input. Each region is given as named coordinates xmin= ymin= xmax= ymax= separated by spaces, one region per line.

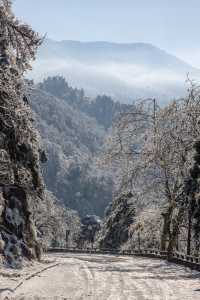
xmin=29 ymin=76 xmax=134 ymax=217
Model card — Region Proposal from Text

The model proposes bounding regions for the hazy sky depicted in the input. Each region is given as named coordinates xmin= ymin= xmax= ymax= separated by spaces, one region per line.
xmin=13 ymin=0 xmax=200 ymax=67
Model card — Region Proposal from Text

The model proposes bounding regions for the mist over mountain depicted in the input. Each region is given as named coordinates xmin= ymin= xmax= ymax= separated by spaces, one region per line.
xmin=30 ymin=39 xmax=200 ymax=103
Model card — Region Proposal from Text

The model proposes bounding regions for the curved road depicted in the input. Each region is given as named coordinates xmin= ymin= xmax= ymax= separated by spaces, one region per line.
xmin=2 ymin=253 xmax=200 ymax=299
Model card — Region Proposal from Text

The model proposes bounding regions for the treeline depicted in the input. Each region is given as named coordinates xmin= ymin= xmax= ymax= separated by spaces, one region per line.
xmin=38 ymin=76 xmax=133 ymax=130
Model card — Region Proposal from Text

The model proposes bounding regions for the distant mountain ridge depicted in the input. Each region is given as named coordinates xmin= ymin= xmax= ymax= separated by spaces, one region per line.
xmin=30 ymin=39 xmax=200 ymax=103
xmin=40 ymin=39 xmax=195 ymax=70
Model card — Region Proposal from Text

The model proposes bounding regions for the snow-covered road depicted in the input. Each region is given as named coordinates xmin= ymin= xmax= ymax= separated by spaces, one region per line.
xmin=1 ymin=253 xmax=200 ymax=299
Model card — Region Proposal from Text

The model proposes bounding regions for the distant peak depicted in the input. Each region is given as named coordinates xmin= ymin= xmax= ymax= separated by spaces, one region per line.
xmin=47 ymin=38 xmax=156 ymax=49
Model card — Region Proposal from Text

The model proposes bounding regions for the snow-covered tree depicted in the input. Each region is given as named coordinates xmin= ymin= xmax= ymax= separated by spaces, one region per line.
xmin=0 ymin=0 xmax=44 ymax=267
xmin=103 ymin=86 xmax=200 ymax=256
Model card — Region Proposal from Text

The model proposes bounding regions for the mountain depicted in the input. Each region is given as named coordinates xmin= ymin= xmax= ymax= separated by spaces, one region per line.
xmin=29 ymin=39 xmax=200 ymax=103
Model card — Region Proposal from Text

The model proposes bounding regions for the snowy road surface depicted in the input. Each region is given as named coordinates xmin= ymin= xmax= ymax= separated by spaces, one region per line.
xmin=1 ymin=253 xmax=200 ymax=299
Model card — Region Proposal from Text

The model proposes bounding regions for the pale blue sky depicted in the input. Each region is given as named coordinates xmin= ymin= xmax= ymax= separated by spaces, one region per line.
xmin=13 ymin=0 xmax=200 ymax=67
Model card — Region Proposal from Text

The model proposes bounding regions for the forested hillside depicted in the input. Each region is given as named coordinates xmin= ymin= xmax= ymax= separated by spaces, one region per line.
xmin=29 ymin=84 xmax=110 ymax=216
xmin=28 ymin=77 xmax=133 ymax=217
xmin=38 ymin=76 xmax=133 ymax=130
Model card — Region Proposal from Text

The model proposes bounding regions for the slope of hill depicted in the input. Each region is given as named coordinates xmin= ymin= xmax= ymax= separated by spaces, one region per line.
xmin=29 ymin=39 xmax=200 ymax=102
xmin=28 ymin=77 xmax=137 ymax=217
xmin=27 ymin=79 xmax=119 ymax=218
xmin=38 ymin=76 xmax=134 ymax=129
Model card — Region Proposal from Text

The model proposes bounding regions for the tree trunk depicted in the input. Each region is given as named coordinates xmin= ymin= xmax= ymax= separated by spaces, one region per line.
xmin=187 ymin=211 xmax=192 ymax=256
xmin=176 ymin=234 xmax=179 ymax=252
xmin=138 ymin=231 xmax=141 ymax=252
xmin=194 ymin=239 xmax=200 ymax=257
xmin=167 ymin=207 xmax=185 ymax=259
xmin=161 ymin=204 xmax=174 ymax=251
xmin=194 ymin=224 xmax=200 ymax=257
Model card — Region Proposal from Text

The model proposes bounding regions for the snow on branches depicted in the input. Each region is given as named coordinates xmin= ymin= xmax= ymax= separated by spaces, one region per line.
xmin=102 ymin=83 xmax=200 ymax=255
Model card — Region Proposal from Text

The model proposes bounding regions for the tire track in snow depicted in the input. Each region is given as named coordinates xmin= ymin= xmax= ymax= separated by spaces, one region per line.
xmin=7 ymin=253 xmax=200 ymax=300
